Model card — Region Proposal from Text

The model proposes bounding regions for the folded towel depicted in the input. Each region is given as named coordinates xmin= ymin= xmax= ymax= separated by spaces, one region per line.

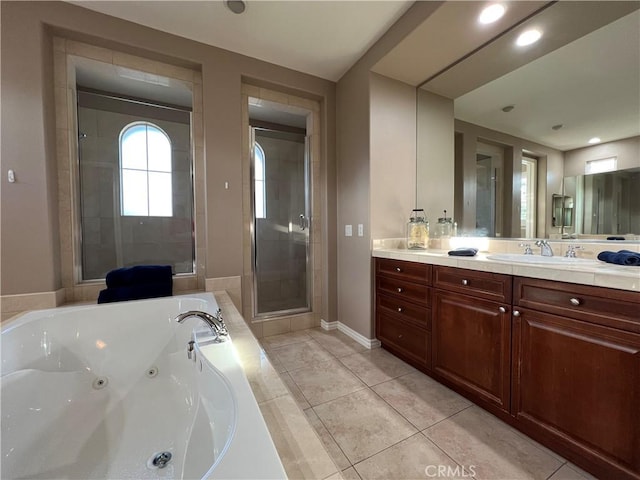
xmin=597 ymin=250 xmax=640 ymax=266
xmin=98 ymin=282 xmax=173 ymax=304
xmin=448 ymin=248 xmax=478 ymax=257
xmin=606 ymin=236 xmax=626 ymax=241
xmin=105 ymin=265 xmax=173 ymax=288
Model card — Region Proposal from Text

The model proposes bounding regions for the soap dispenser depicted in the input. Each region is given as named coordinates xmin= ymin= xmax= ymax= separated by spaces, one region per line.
xmin=407 ymin=209 xmax=429 ymax=250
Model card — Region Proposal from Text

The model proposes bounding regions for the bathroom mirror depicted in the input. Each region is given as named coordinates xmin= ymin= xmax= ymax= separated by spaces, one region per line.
xmin=562 ymin=167 xmax=640 ymax=237
xmin=417 ymin=1 xmax=640 ymax=239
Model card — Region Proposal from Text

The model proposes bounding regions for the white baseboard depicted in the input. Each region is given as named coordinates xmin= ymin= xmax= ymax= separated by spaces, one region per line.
xmin=324 ymin=321 xmax=379 ymax=349
xmin=320 ymin=319 xmax=338 ymax=331
xmin=321 ymin=319 xmax=380 ymax=349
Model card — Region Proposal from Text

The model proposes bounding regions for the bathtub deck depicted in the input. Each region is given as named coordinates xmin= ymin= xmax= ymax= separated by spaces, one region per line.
xmin=213 ymin=291 xmax=342 ymax=480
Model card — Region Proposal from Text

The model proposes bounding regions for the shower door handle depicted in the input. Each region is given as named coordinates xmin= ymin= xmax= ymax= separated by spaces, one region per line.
xmin=299 ymin=214 xmax=307 ymax=231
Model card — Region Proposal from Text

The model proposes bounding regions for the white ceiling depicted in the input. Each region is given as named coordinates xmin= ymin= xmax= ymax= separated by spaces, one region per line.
xmin=71 ymin=0 xmax=413 ymax=81
xmin=453 ymin=9 xmax=640 ymax=151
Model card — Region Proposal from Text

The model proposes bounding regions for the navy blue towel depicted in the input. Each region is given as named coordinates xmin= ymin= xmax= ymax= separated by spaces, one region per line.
xmin=606 ymin=236 xmax=626 ymax=241
xmin=98 ymin=282 xmax=173 ymax=304
xmin=105 ymin=265 xmax=173 ymax=288
xmin=448 ymin=248 xmax=478 ymax=257
xmin=597 ymin=250 xmax=640 ymax=266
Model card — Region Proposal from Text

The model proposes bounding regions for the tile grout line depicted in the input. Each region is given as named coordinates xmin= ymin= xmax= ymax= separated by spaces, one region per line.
xmin=309 ymin=403 xmax=358 ymax=471
xmin=545 ymin=461 xmax=569 ymax=480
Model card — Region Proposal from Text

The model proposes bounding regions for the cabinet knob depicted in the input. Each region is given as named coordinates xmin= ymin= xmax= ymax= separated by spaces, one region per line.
xmin=398 ymin=334 xmax=403 ymax=339
xmin=397 ymin=307 xmax=403 ymax=312
xmin=462 ymin=279 xmax=469 ymax=286
xmin=513 ymin=310 xmax=521 ymax=317
xmin=397 ymin=287 xmax=403 ymax=293
xmin=396 ymin=267 xmax=402 ymax=272
xmin=499 ymin=306 xmax=507 ymax=313
xmin=570 ymin=297 xmax=582 ymax=306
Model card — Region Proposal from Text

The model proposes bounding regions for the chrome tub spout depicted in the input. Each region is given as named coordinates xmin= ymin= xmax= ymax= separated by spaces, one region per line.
xmin=175 ymin=309 xmax=228 ymax=342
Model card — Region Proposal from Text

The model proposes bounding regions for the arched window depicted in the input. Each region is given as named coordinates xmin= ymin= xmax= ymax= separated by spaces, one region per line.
xmin=120 ymin=122 xmax=172 ymax=217
xmin=254 ymin=142 xmax=266 ymax=219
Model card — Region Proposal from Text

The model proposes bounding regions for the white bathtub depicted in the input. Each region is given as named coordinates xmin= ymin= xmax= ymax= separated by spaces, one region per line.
xmin=1 ymin=293 xmax=286 ymax=479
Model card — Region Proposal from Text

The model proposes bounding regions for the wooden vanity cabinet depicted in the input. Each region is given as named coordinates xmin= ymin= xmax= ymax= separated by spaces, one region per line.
xmin=375 ymin=258 xmax=431 ymax=369
xmin=373 ymin=258 xmax=640 ymax=479
xmin=512 ymin=278 xmax=640 ymax=480
xmin=432 ymin=266 xmax=513 ymax=414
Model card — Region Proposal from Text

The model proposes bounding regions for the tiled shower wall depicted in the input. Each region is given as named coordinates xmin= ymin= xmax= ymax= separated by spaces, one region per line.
xmin=78 ymin=105 xmax=193 ymax=279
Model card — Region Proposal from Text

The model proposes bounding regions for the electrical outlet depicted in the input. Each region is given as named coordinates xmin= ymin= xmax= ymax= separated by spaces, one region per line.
xmin=358 ymin=224 xmax=364 ymax=236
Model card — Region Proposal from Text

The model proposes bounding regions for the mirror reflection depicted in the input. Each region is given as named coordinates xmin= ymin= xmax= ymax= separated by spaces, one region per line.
xmin=417 ymin=2 xmax=640 ymax=239
xmin=563 ymin=167 xmax=640 ymax=238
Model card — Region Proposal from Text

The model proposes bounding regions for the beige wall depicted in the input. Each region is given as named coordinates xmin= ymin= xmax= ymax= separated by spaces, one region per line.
xmin=370 ymin=73 xmax=417 ymax=240
xmin=563 ymin=136 xmax=640 ymax=177
xmin=416 ymin=90 xmax=454 ymax=226
xmin=0 ymin=1 xmax=336 ymax=315
xmin=336 ymin=2 xmax=442 ymax=339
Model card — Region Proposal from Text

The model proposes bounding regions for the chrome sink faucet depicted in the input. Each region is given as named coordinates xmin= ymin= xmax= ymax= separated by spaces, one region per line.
xmin=175 ymin=308 xmax=228 ymax=343
xmin=535 ymin=240 xmax=554 ymax=257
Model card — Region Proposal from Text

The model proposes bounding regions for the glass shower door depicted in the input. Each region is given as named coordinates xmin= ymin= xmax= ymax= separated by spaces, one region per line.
xmin=251 ymin=127 xmax=311 ymax=317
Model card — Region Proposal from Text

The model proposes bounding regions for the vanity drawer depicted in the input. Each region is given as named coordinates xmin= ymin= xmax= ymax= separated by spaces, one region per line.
xmin=376 ymin=258 xmax=431 ymax=285
xmin=377 ymin=293 xmax=431 ymax=330
xmin=377 ymin=311 xmax=431 ymax=368
xmin=434 ymin=266 xmax=512 ymax=303
xmin=377 ymin=276 xmax=431 ymax=307
xmin=514 ymin=277 xmax=640 ymax=333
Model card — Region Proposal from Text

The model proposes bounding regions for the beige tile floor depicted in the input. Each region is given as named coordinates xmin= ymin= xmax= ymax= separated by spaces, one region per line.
xmin=260 ymin=328 xmax=599 ymax=480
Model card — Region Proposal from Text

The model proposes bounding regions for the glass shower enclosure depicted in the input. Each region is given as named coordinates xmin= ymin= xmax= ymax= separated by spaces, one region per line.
xmin=251 ymin=126 xmax=311 ymax=317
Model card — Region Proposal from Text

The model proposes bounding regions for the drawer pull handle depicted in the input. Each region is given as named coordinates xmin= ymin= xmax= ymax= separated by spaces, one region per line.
xmin=397 ymin=307 xmax=403 ymax=312
xmin=396 ymin=267 xmax=402 ymax=272
xmin=397 ymin=287 xmax=403 ymax=293
xmin=499 ymin=306 xmax=507 ymax=313
xmin=513 ymin=310 xmax=521 ymax=317
xmin=462 ymin=279 xmax=469 ymax=286
xmin=570 ymin=297 xmax=582 ymax=306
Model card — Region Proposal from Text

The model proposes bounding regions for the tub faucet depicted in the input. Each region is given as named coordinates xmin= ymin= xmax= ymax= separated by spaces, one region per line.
xmin=535 ymin=240 xmax=554 ymax=257
xmin=175 ymin=309 xmax=228 ymax=342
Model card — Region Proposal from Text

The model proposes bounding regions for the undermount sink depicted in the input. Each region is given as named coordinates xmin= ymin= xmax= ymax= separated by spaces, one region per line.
xmin=486 ymin=254 xmax=599 ymax=265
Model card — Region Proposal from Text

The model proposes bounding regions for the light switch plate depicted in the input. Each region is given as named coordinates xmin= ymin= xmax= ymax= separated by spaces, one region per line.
xmin=345 ymin=224 xmax=352 ymax=237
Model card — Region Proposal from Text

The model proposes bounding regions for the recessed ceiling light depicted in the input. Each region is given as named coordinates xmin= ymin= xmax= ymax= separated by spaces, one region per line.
xmin=588 ymin=137 xmax=601 ymax=144
xmin=226 ymin=0 xmax=246 ymax=14
xmin=516 ymin=29 xmax=542 ymax=47
xmin=479 ymin=4 xmax=505 ymax=24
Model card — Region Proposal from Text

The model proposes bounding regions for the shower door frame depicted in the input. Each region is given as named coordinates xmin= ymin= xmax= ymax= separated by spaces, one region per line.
xmin=250 ymin=126 xmax=313 ymax=319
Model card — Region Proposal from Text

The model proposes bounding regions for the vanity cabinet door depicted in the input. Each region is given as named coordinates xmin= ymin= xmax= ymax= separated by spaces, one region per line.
xmin=512 ymin=308 xmax=640 ymax=480
xmin=432 ymin=290 xmax=512 ymax=413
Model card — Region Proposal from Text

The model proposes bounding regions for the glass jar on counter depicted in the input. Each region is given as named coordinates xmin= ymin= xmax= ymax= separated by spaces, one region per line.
xmin=433 ymin=210 xmax=455 ymax=238
xmin=407 ymin=209 xmax=429 ymax=250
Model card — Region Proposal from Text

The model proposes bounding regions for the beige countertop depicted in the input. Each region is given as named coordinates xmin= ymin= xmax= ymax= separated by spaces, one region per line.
xmin=372 ymin=248 xmax=640 ymax=292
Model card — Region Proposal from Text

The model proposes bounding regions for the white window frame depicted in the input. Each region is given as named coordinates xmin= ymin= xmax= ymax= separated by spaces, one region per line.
xmin=119 ymin=121 xmax=173 ymax=217
xmin=254 ymin=142 xmax=266 ymax=219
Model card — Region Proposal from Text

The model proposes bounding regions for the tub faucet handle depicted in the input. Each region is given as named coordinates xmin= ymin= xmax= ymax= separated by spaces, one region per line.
xmin=187 ymin=340 xmax=196 ymax=360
